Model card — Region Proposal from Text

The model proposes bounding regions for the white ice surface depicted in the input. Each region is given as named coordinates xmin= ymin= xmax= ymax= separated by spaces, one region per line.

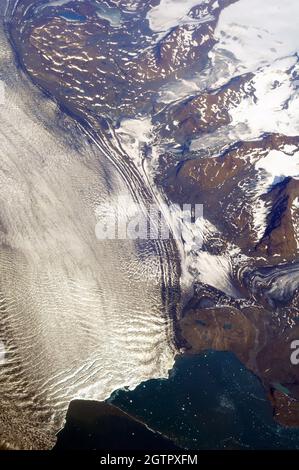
xmin=251 ymin=149 xmax=299 ymax=240
xmin=256 ymin=149 xmax=299 ymax=189
xmin=195 ymin=251 xmax=238 ymax=297
xmin=213 ymin=0 xmax=299 ymax=76
xmin=115 ymin=117 xmax=153 ymax=168
xmin=147 ymin=0 xmax=206 ymax=32
xmin=115 ymin=118 xmax=236 ymax=296
xmin=229 ymin=57 xmax=299 ymax=139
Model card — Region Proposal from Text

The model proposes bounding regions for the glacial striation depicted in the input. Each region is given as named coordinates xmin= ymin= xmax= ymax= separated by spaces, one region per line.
xmin=1 ymin=0 xmax=299 ymax=449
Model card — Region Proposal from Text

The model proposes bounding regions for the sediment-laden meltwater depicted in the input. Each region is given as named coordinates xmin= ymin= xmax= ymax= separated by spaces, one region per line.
xmin=0 ymin=1 xmax=180 ymax=449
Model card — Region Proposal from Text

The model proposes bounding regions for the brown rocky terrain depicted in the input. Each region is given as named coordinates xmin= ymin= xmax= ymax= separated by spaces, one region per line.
xmin=257 ymin=178 xmax=299 ymax=261
xmin=156 ymin=130 xmax=299 ymax=425
xmin=8 ymin=0 xmax=238 ymax=123
xmin=155 ymin=73 xmax=254 ymax=144
xmin=180 ymin=304 xmax=299 ymax=426
xmin=157 ymin=133 xmax=299 ymax=263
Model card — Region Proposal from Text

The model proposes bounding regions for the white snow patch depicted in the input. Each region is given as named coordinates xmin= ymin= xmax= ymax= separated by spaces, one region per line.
xmin=166 ymin=202 xmax=205 ymax=287
xmin=40 ymin=0 xmax=74 ymax=6
xmin=252 ymin=195 xmax=271 ymax=242
xmin=256 ymin=149 xmax=299 ymax=189
xmin=291 ymin=197 xmax=299 ymax=250
xmin=195 ymin=251 xmax=238 ymax=297
xmin=229 ymin=58 xmax=299 ymax=139
xmin=159 ymin=77 xmax=203 ymax=103
xmin=213 ymin=0 xmax=299 ymax=76
xmin=0 ymin=340 xmax=5 ymax=365
xmin=284 ymin=144 xmax=298 ymax=154
xmin=115 ymin=117 xmax=153 ymax=168
xmin=147 ymin=0 xmax=206 ymax=32
xmin=291 ymin=197 xmax=299 ymax=249
xmin=293 ymin=197 xmax=299 ymax=210
xmin=251 ymin=149 xmax=299 ymax=240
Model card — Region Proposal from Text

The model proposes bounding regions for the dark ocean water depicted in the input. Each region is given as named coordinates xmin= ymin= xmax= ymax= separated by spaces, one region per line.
xmin=108 ymin=352 xmax=299 ymax=450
